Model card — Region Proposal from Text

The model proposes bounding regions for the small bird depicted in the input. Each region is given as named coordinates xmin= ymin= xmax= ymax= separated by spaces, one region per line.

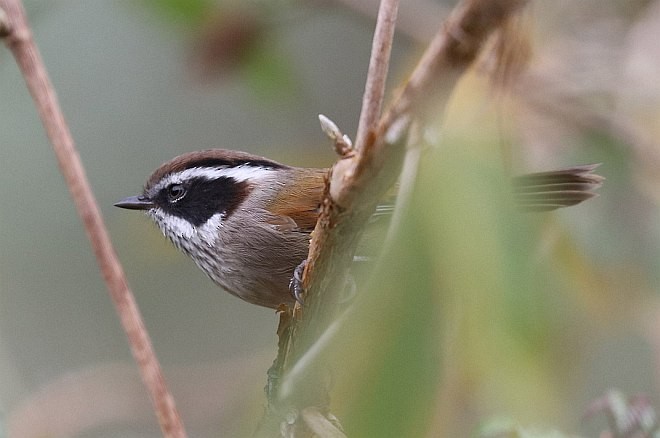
xmin=115 ymin=149 xmax=602 ymax=308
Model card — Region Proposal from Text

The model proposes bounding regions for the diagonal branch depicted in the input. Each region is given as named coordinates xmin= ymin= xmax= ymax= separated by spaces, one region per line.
xmin=0 ymin=1 xmax=187 ymax=437
xmin=285 ymin=0 xmax=531 ymax=404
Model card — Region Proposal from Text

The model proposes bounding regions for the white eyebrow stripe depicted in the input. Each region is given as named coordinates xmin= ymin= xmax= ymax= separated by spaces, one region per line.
xmin=151 ymin=165 xmax=274 ymax=194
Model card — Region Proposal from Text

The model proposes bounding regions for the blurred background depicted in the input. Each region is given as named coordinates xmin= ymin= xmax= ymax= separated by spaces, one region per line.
xmin=0 ymin=0 xmax=659 ymax=436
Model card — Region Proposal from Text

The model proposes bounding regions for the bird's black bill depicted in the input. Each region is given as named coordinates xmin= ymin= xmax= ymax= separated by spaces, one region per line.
xmin=114 ymin=195 xmax=154 ymax=210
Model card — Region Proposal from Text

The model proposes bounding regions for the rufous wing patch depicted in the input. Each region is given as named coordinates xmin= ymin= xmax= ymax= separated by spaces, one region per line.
xmin=267 ymin=169 xmax=327 ymax=232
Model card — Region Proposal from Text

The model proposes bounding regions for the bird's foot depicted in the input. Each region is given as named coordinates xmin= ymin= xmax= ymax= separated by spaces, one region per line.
xmin=289 ymin=259 xmax=307 ymax=304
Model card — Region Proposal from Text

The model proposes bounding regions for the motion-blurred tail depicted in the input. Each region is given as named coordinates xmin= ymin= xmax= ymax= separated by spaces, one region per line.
xmin=512 ymin=164 xmax=604 ymax=212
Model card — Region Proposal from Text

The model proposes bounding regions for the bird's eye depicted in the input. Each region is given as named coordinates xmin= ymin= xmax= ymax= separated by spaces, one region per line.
xmin=167 ymin=184 xmax=186 ymax=202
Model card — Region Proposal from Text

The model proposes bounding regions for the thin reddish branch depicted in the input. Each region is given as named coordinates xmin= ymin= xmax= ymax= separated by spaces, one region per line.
xmin=0 ymin=1 xmax=187 ymax=437
xmin=354 ymin=0 xmax=399 ymax=152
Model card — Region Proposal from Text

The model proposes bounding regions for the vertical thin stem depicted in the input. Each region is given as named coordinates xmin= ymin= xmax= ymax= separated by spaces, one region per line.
xmin=0 ymin=2 xmax=187 ymax=436
xmin=354 ymin=0 xmax=399 ymax=151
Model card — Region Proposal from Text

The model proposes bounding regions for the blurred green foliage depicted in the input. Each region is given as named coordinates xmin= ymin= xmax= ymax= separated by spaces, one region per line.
xmin=138 ymin=0 xmax=297 ymax=99
xmin=334 ymin=210 xmax=443 ymax=437
xmin=140 ymin=0 xmax=215 ymax=26
xmin=241 ymin=39 xmax=297 ymax=100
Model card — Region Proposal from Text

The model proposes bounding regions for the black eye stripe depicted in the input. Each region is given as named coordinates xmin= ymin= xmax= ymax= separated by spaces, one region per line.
xmin=154 ymin=176 xmax=249 ymax=226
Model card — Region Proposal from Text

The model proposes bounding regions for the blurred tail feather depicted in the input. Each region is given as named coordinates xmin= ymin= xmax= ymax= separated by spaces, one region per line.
xmin=512 ymin=164 xmax=604 ymax=212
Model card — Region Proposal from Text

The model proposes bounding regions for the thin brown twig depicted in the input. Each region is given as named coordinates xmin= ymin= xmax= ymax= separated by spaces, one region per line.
xmin=354 ymin=0 xmax=399 ymax=151
xmin=0 ymin=2 xmax=187 ymax=437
